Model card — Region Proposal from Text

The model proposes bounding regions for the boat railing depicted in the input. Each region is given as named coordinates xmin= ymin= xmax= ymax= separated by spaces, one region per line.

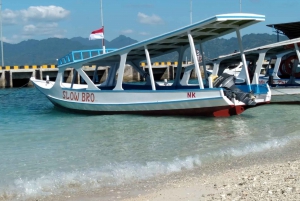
xmin=57 ymin=48 xmax=117 ymax=66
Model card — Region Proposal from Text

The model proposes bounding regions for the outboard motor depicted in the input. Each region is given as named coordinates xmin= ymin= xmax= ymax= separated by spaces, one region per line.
xmin=213 ymin=73 xmax=256 ymax=106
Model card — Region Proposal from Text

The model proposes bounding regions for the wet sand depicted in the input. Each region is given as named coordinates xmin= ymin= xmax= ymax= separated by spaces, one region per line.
xmin=123 ymin=159 xmax=300 ymax=201
xmin=122 ymin=142 xmax=300 ymax=201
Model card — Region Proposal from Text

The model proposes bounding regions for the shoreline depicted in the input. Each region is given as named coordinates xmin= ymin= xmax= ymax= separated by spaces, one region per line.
xmin=120 ymin=142 xmax=300 ymax=201
xmin=122 ymin=159 xmax=300 ymax=201
xmin=29 ymin=141 xmax=300 ymax=201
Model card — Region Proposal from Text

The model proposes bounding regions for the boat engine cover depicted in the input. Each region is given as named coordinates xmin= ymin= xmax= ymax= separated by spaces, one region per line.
xmin=213 ymin=73 xmax=256 ymax=106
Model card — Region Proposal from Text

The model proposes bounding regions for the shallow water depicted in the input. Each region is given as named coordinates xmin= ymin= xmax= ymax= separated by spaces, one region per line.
xmin=0 ymin=87 xmax=300 ymax=200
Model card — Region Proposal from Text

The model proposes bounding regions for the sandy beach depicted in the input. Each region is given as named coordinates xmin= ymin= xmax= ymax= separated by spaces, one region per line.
xmin=28 ymin=144 xmax=300 ymax=201
xmin=122 ymin=159 xmax=300 ymax=201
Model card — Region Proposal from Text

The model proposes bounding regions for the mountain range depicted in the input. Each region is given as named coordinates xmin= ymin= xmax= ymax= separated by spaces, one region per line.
xmin=1 ymin=34 xmax=287 ymax=66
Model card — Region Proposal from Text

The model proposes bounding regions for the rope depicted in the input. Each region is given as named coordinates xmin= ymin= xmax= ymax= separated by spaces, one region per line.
xmin=0 ymin=81 xmax=30 ymax=97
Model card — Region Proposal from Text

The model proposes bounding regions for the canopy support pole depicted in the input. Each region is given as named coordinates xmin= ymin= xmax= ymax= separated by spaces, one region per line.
xmin=130 ymin=60 xmax=149 ymax=78
xmin=199 ymin=42 xmax=208 ymax=81
xmin=173 ymin=46 xmax=185 ymax=86
xmin=144 ymin=46 xmax=156 ymax=90
xmin=104 ymin=62 xmax=119 ymax=86
xmin=187 ymin=30 xmax=204 ymax=89
xmin=251 ymin=50 xmax=267 ymax=84
xmin=236 ymin=28 xmax=251 ymax=92
xmin=92 ymin=66 xmax=99 ymax=83
xmin=294 ymin=43 xmax=300 ymax=60
xmin=286 ymin=43 xmax=300 ymax=85
xmin=113 ymin=53 xmax=128 ymax=90
xmin=287 ymin=59 xmax=299 ymax=85
xmin=76 ymin=68 xmax=99 ymax=90
xmin=273 ymin=53 xmax=285 ymax=79
xmin=71 ymin=69 xmax=78 ymax=88
xmin=212 ymin=60 xmax=220 ymax=76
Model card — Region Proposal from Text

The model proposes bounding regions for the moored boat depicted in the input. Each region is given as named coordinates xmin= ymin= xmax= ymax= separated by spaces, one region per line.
xmin=211 ymin=37 xmax=300 ymax=103
xmin=31 ymin=13 xmax=271 ymax=117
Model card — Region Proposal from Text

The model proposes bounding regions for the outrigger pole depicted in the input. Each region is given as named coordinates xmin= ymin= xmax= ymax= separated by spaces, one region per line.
xmin=101 ymin=0 xmax=106 ymax=53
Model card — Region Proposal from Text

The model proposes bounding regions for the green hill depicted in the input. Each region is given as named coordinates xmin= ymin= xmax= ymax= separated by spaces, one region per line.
xmin=2 ymin=35 xmax=137 ymax=65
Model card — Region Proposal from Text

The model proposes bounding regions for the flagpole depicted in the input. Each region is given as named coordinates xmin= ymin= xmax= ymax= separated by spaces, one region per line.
xmin=101 ymin=0 xmax=105 ymax=53
xmin=240 ymin=0 xmax=242 ymax=12
xmin=190 ymin=0 xmax=192 ymax=63
xmin=0 ymin=0 xmax=4 ymax=66
xmin=190 ymin=0 xmax=192 ymax=24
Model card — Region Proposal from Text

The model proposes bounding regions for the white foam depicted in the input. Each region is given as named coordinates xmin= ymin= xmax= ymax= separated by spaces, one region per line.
xmin=202 ymin=136 xmax=299 ymax=162
xmin=1 ymin=135 xmax=299 ymax=200
xmin=0 ymin=155 xmax=202 ymax=200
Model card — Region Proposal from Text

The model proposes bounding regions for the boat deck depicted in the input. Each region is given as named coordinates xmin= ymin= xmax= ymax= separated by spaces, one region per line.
xmin=98 ymin=84 xmax=202 ymax=91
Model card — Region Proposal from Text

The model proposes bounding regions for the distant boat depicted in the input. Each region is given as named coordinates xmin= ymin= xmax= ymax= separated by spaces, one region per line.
xmin=211 ymin=37 xmax=300 ymax=103
xmin=30 ymin=13 xmax=271 ymax=117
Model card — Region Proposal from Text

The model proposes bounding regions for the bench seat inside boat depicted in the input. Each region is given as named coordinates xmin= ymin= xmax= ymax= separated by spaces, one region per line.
xmin=98 ymin=84 xmax=202 ymax=90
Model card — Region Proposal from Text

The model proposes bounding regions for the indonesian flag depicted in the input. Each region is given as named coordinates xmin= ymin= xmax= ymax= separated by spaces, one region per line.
xmin=89 ymin=27 xmax=104 ymax=40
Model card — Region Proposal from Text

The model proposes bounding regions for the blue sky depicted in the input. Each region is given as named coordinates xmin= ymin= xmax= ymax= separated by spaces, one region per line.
xmin=2 ymin=0 xmax=300 ymax=44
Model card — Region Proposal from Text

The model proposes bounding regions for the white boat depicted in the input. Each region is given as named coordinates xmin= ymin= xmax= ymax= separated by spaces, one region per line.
xmin=211 ymin=37 xmax=300 ymax=103
xmin=31 ymin=13 xmax=271 ymax=117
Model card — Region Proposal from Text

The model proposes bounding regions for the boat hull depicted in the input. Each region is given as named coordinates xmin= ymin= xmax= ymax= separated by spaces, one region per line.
xmin=31 ymin=77 xmax=271 ymax=117
xmin=259 ymin=77 xmax=300 ymax=103
xmin=48 ymin=96 xmax=249 ymax=117
xmin=32 ymin=79 xmax=259 ymax=117
xmin=270 ymin=88 xmax=300 ymax=103
xmin=259 ymin=76 xmax=300 ymax=85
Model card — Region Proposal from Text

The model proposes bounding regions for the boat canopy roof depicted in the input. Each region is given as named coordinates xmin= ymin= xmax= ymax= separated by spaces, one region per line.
xmin=267 ymin=21 xmax=300 ymax=39
xmin=212 ymin=37 xmax=300 ymax=63
xmin=58 ymin=13 xmax=265 ymax=68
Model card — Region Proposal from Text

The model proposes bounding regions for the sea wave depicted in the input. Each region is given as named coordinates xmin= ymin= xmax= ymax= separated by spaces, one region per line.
xmin=0 ymin=156 xmax=202 ymax=200
xmin=1 ymin=135 xmax=299 ymax=200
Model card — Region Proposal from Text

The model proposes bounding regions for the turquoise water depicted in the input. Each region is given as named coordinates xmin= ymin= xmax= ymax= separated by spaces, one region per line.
xmin=1 ymin=88 xmax=300 ymax=200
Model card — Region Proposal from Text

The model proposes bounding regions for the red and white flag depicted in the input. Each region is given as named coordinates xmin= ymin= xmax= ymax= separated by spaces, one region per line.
xmin=89 ymin=27 xmax=104 ymax=40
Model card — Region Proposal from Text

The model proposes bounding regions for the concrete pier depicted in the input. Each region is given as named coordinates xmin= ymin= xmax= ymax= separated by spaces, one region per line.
xmin=0 ymin=62 xmax=204 ymax=88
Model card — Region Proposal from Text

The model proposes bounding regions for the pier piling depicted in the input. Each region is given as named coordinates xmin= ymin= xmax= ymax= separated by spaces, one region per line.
xmin=5 ymin=71 xmax=11 ymax=88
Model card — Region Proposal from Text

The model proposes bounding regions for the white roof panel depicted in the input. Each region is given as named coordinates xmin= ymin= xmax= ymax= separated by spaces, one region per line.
xmin=58 ymin=13 xmax=265 ymax=68
xmin=214 ymin=37 xmax=300 ymax=63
